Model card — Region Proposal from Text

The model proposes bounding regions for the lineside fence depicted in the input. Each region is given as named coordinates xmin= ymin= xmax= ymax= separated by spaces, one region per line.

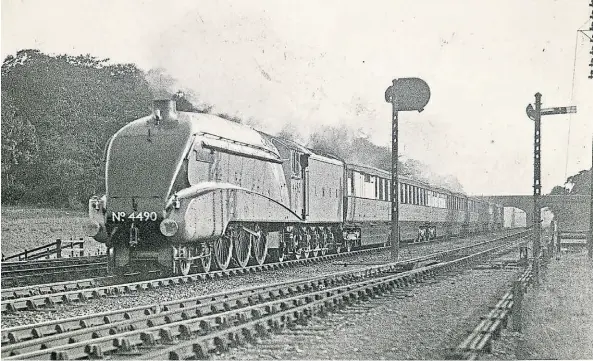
xmin=1 ymin=238 xmax=105 ymax=262
xmin=451 ymin=225 xmax=560 ymax=359
xmin=451 ymin=266 xmax=532 ymax=359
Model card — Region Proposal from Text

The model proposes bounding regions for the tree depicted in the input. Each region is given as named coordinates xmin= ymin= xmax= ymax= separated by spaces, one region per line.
xmin=1 ymin=49 xmax=153 ymax=207
xmin=549 ymin=169 xmax=592 ymax=196
xmin=1 ymin=91 xmax=39 ymax=203
xmin=549 ymin=185 xmax=568 ymax=195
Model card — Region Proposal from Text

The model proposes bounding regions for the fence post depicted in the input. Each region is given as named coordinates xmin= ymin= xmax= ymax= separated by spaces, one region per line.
xmin=512 ymin=280 xmax=523 ymax=332
xmin=80 ymin=238 xmax=85 ymax=257
xmin=56 ymin=239 xmax=62 ymax=258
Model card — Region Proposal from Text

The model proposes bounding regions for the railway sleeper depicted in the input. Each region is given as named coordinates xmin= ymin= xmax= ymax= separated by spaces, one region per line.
xmin=160 ymin=327 xmax=176 ymax=345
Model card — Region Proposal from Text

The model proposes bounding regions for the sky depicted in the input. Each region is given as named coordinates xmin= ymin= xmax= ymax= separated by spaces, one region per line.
xmin=1 ymin=0 xmax=592 ymax=195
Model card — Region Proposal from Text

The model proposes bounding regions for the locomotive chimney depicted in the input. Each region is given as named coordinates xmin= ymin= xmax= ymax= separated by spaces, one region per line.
xmin=152 ymin=99 xmax=178 ymax=123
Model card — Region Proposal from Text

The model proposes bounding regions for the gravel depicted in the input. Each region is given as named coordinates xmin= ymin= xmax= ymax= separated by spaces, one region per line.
xmin=0 ymin=231 xmax=516 ymax=330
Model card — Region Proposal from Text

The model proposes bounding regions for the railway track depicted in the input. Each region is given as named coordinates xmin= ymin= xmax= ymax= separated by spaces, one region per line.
xmin=0 ymin=245 xmax=388 ymax=313
xmin=1 ymin=230 xmax=528 ymax=360
xmin=1 ymin=256 xmax=108 ymax=288
xmin=0 ymin=230 xmax=521 ymax=312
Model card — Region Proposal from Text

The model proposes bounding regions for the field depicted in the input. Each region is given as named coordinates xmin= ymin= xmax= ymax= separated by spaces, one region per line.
xmin=1 ymin=207 xmax=106 ymax=258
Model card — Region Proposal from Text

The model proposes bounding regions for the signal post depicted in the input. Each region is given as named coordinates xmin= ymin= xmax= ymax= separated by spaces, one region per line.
xmin=385 ymin=78 xmax=430 ymax=260
xmin=525 ymin=93 xmax=577 ymax=283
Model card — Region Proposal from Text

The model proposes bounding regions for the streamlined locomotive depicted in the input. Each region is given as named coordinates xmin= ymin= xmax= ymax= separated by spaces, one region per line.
xmin=87 ymin=100 xmax=503 ymax=275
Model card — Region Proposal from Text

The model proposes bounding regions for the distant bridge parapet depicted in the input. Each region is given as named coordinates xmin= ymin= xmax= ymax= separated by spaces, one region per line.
xmin=478 ymin=195 xmax=590 ymax=233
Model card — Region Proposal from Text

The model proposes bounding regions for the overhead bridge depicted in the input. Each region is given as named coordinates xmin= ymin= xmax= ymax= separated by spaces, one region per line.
xmin=478 ymin=195 xmax=590 ymax=234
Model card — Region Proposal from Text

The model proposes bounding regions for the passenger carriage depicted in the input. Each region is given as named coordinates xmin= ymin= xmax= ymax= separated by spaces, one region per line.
xmin=344 ymin=163 xmax=468 ymax=244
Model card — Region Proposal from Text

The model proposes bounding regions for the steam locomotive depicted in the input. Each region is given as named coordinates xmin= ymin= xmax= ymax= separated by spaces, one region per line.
xmin=86 ymin=100 xmax=503 ymax=275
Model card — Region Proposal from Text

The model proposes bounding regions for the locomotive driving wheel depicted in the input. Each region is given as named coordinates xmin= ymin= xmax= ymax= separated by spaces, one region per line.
xmin=231 ymin=225 xmax=252 ymax=269
xmin=250 ymin=224 xmax=268 ymax=266
xmin=213 ymin=233 xmax=233 ymax=271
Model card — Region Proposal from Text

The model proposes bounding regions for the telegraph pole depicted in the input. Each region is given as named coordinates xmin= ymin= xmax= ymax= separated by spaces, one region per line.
xmin=525 ymin=94 xmax=577 ymax=283
xmin=385 ymin=78 xmax=430 ymax=260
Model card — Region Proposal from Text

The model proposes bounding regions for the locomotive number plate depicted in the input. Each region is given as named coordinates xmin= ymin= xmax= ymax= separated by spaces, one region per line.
xmin=111 ymin=211 xmax=158 ymax=222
